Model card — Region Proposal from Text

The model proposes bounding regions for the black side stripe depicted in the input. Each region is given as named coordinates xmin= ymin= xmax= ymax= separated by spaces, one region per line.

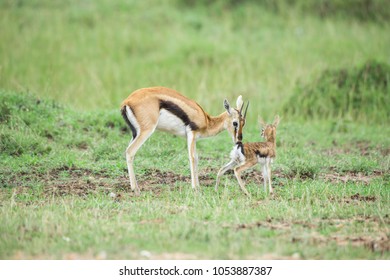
xmin=159 ymin=100 xmax=199 ymax=131
xmin=121 ymin=106 xmax=137 ymax=140
xmin=255 ymin=150 xmax=267 ymax=158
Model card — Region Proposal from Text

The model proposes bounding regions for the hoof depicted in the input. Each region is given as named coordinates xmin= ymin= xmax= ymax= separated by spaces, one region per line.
xmin=133 ymin=188 xmax=141 ymax=196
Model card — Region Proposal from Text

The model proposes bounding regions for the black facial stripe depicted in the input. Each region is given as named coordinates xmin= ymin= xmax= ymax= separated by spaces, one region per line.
xmin=159 ymin=100 xmax=199 ymax=131
xmin=121 ymin=106 xmax=138 ymax=139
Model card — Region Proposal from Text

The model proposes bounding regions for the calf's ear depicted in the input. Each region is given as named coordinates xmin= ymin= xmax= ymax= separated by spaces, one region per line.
xmin=236 ymin=95 xmax=243 ymax=110
xmin=273 ymin=115 xmax=280 ymax=127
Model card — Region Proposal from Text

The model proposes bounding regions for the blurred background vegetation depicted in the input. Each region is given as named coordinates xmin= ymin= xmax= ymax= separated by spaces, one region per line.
xmin=0 ymin=0 xmax=389 ymax=123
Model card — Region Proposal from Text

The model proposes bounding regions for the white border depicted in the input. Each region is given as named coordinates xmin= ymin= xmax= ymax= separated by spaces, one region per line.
xmin=0 ymin=260 xmax=389 ymax=280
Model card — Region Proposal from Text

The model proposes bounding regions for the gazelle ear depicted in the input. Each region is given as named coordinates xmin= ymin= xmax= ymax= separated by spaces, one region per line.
xmin=273 ymin=115 xmax=280 ymax=127
xmin=236 ymin=95 xmax=243 ymax=109
xmin=224 ymin=99 xmax=231 ymax=115
xmin=258 ymin=116 xmax=266 ymax=128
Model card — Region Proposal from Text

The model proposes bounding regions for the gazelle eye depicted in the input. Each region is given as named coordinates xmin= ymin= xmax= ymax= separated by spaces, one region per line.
xmin=233 ymin=121 xmax=238 ymax=127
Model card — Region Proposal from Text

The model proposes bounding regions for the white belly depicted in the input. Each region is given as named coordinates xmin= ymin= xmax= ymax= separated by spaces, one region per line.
xmin=157 ymin=109 xmax=187 ymax=137
xmin=257 ymin=157 xmax=274 ymax=165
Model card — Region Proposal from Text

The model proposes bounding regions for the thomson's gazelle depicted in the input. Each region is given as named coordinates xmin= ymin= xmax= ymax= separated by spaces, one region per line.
xmin=215 ymin=115 xmax=280 ymax=195
xmin=121 ymin=87 xmax=248 ymax=194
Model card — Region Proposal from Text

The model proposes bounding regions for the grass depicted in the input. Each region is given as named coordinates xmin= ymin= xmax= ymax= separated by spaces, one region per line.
xmin=0 ymin=90 xmax=389 ymax=259
xmin=283 ymin=60 xmax=390 ymax=123
xmin=0 ymin=0 xmax=389 ymax=259
xmin=1 ymin=0 xmax=390 ymax=120
xmin=1 ymin=182 xmax=388 ymax=259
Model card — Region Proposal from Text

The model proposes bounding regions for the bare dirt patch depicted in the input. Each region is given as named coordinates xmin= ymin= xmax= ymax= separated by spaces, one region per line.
xmin=292 ymin=233 xmax=389 ymax=253
xmin=319 ymin=169 xmax=383 ymax=185
xmin=299 ymin=216 xmax=389 ymax=253
xmin=5 ymin=166 xmax=168 ymax=198
xmin=328 ymin=193 xmax=378 ymax=204
xmin=5 ymin=166 xmax=214 ymax=198
xmin=354 ymin=140 xmax=373 ymax=156
xmin=3 ymin=162 xmax=385 ymax=198
xmin=381 ymin=147 xmax=390 ymax=156
xmin=138 ymin=168 xmax=216 ymax=191
xmin=318 ymin=169 xmax=381 ymax=184
xmin=349 ymin=193 xmax=376 ymax=202
xmin=142 ymin=168 xmax=189 ymax=186
xmin=224 ymin=215 xmax=389 ymax=253
xmin=48 ymin=167 xmax=129 ymax=196
xmin=234 ymin=220 xmax=291 ymax=231
xmin=240 ymin=168 xmax=383 ymax=185
xmin=224 ymin=219 xmax=315 ymax=232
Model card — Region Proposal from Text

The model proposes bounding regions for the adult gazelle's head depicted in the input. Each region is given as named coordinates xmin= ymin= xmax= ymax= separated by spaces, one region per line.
xmin=223 ymin=95 xmax=249 ymax=143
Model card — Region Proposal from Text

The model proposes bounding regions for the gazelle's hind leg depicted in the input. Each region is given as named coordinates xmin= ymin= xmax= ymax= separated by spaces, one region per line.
xmin=126 ymin=128 xmax=155 ymax=195
xmin=266 ymin=158 xmax=273 ymax=194
xmin=233 ymin=159 xmax=257 ymax=196
xmin=215 ymin=160 xmax=237 ymax=191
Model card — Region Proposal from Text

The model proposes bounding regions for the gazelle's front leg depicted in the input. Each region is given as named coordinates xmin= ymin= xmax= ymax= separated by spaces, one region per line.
xmin=261 ymin=163 xmax=267 ymax=192
xmin=233 ymin=159 xmax=257 ymax=196
xmin=187 ymin=130 xmax=199 ymax=191
xmin=215 ymin=160 xmax=237 ymax=191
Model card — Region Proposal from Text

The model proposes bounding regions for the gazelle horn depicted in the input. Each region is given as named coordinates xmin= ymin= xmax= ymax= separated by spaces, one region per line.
xmin=243 ymin=101 xmax=249 ymax=118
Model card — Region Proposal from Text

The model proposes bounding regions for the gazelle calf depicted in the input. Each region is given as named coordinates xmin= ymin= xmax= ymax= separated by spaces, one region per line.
xmin=215 ymin=115 xmax=280 ymax=195
xmin=120 ymin=87 xmax=248 ymax=194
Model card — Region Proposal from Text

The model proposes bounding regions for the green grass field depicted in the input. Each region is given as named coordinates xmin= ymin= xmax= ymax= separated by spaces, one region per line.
xmin=0 ymin=0 xmax=389 ymax=259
